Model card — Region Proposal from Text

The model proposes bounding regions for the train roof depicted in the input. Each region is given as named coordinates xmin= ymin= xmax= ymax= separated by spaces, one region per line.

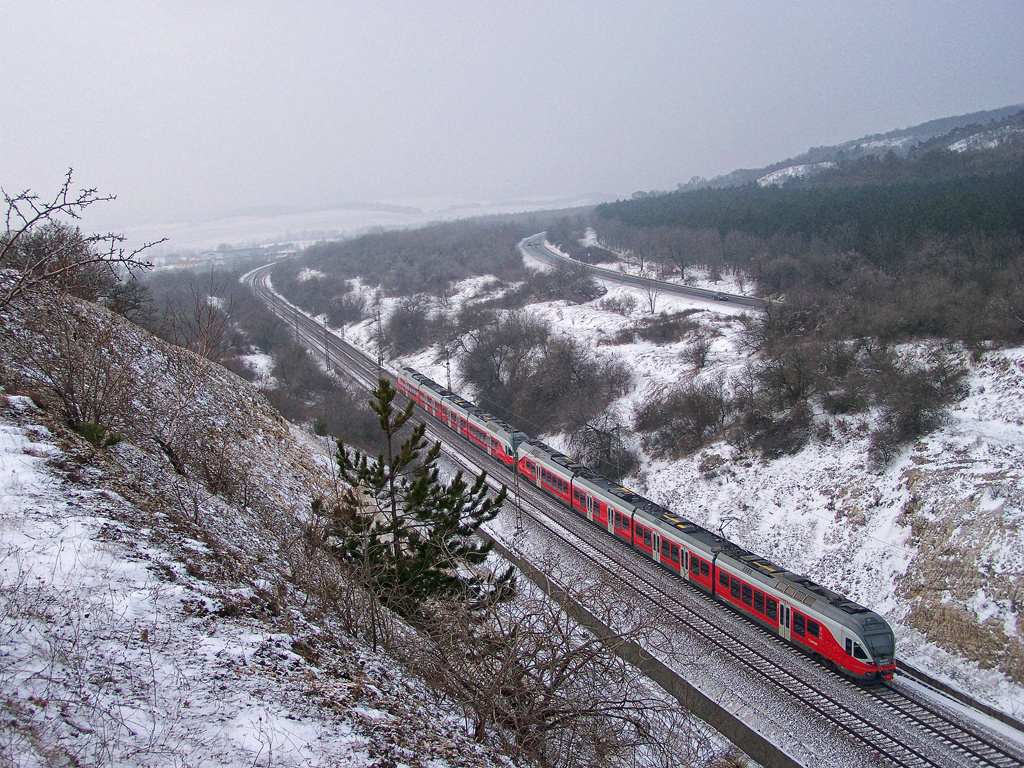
xmin=630 ymin=498 xmax=879 ymax=618
xmin=404 ymin=370 xmax=529 ymax=446
xmin=714 ymin=541 xmax=875 ymax=617
xmin=527 ymin=440 xmax=592 ymax=477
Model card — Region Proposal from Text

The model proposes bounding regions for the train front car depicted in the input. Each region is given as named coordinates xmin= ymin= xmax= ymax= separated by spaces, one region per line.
xmin=843 ymin=610 xmax=896 ymax=682
xmin=772 ymin=573 xmax=897 ymax=682
xmin=699 ymin=543 xmax=897 ymax=682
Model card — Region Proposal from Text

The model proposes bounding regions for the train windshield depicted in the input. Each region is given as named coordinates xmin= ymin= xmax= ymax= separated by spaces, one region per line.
xmin=865 ymin=628 xmax=895 ymax=658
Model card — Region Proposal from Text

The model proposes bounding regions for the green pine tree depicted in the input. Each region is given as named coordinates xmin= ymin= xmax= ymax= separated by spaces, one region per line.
xmin=322 ymin=377 xmax=511 ymax=617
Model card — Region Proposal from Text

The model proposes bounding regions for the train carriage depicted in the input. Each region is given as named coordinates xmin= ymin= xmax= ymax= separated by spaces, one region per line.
xmin=395 ymin=363 xmax=897 ymax=682
xmin=572 ymin=474 xmax=636 ymax=533
xmin=706 ymin=544 xmax=895 ymax=680
xmin=522 ymin=441 xmax=583 ymax=505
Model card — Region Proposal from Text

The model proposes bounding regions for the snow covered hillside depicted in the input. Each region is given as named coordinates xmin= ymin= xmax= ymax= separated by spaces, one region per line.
xmin=0 ymin=288 xmax=508 ymax=767
xmin=337 ymin=250 xmax=1024 ymax=722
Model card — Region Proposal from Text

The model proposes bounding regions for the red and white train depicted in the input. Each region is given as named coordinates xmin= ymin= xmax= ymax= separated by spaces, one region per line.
xmin=397 ymin=366 xmax=897 ymax=682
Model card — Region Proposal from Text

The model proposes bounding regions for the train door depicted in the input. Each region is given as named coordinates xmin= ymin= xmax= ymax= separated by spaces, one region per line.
xmin=779 ymin=602 xmax=792 ymax=641
xmin=586 ymin=493 xmax=594 ymax=521
xmin=652 ymin=533 xmax=661 ymax=561
xmin=682 ymin=551 xmax=690 ymax=582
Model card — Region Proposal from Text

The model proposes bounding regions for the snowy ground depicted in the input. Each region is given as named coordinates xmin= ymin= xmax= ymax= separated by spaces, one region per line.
xmin=0 ymin=301 xmax=510 ymax=767
xmin=333 ymin=252 xmax=1024 ymax=723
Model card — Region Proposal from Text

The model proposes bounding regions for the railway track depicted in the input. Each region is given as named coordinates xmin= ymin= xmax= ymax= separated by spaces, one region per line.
xmin=242 ymin=262 xmax=1024 ymax=768
xmin=496 ymin=481 xmax=1024 ymax=768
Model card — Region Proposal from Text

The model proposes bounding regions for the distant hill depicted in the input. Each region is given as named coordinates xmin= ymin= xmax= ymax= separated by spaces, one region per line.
xmin=680 ymin=104 xmax=1024 ymax=191
xmin=598 ymin=104 xmax=1024 ymax=249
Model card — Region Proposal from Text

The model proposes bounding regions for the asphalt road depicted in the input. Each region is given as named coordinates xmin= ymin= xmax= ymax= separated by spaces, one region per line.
xmin=519 ymin=232 xmax=768 ymax=309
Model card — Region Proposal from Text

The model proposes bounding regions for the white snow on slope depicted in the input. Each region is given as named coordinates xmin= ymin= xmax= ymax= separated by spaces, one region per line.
xmin=948 ymin=126 xmax=1024 ymax=153
xmin=0 ymin=387 xmax=502 ymax=766
xmin=757 ymin=162 xmax=836 ymax=187
xmin=0 ymin=405 xmax=370 ymax=766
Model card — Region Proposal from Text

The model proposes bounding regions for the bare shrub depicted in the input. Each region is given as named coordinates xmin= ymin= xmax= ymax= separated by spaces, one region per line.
xmin=1 ymin=289 xmax=141 ymax=439
xmin=733 ymin=402 xmax=813 ymax=460
xmin=384 ymin=295 xmax=433 ymax=355
xmin=753 ymin=342 xmax=820 ymax=408
xmin=568 ymin=415 xmax=638 ymax=481
xmin=680 ymin=330 xmax=714 ymax=370
xmin=459 ymin=310 xmax=551 ymax=413
xmin=635 ymin=377 xmax=731 ymax=457
xmin=598 ymin=293 xmax=637 ymax=315
xmin=1 ymin=170 xmax=159 ymax=313
xmin=328 ymin=290 xmax=365 ymax=325
xmin=642 ymin=283 xmax=661 ymax=313
xmin=633 ymin=311 xmax=701 ymax=344
xmin=271 ymin=344 xmax=333 ymax=398
xmin=220 ymin=355 xmax=258 ymax=382
xmin=318 ymin=383 xmax=383 ymax=453
xmin=157 ymin=269 xmax=233 ymax=363
xmin=404 ymin=574 xmax=699 ymax=768
xmin=868 ymin=350 xmax=967 ymax=467
xmin=461 ymin=314 xmax=630 ymax=434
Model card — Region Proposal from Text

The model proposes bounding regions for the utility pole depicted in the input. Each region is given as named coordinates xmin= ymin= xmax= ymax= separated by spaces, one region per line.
xmin=444 ymin=343 xmax=452 ymax=390
xmin=323 ymin=317 xmax=330 ymax=369
xmin=512 ymin=433 xmax=524 ymax=537
xmin=374 ymin=306 xmax=383 ymax=375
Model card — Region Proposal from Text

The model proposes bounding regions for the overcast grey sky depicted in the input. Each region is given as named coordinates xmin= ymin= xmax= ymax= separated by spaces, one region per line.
xmin=3 ymin=1 xmax=1023 ymax=231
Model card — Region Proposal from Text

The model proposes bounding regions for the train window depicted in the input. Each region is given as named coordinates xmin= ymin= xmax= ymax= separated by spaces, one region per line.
xmin=642 ymin=528 xmax=652 ymax=548
xmin=807 ymin=620 xmax=820 ymax=638
xmin=742 ymin=584 xmax=752 ymax=606
xmin=766 ymin=597 xmax=778 ymax=621
xmin=730 ymin=579 xmax=740 ymax=599
xmin=719 ymin=572 xmax=729 ymax=588
xmin=669 ymin=543 xmax=680 ymax=564
xmin=793 ymin=614 xmax=805 ymax=636
xmin=853 ymin=643 xmax=868 ymax=660
xmin=690 ymin=556 xmax=700 ymax=576
xmin=845 ymin=638 xmax=853 ymax=656
xmin=754 ymin=591 xmax=765 ymax=614
xmin=699 ymin=561 xmax=709 ymax=577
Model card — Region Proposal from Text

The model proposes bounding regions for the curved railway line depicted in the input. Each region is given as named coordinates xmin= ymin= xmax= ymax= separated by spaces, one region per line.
xmin=243 ymin=262 xmax=1024 ymax=768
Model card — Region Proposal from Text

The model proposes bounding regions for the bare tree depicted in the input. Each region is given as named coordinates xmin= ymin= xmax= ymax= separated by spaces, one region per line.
xmin=406 ymin=569 xmax=707 ymax=768
xmin=1 ymin=169 xmax=162 ymax=311
xmin=160 ymin=269 xmax=234 ymax=363
xmin=642 ymin=283 xmax=661 ymax=314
